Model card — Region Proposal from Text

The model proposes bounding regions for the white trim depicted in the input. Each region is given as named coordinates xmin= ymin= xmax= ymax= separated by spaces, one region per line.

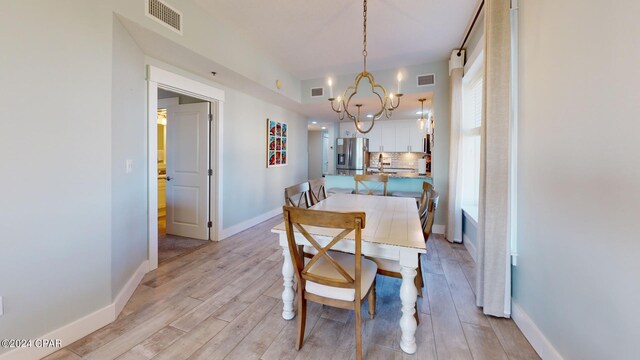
xmin=512 ymin=302 xmax=563 ymax=360
xmin=147 ymin=65 xmax=225 ymax=270
xmin=462 ymin=206 xmax=479 ymax=227
xmin=432 ymin=224 xmax=446 ymax=235
xmin=0 ymin=261 xmax=148 ymax=360
xmin=113 ymin=261 xmax=150 ymax=316
xmin=148 ymin=81 xmax=159 ymax=270
xmin=148 ymin=66 xmax=225 ymax=102
xmin=508 ymin=0 xmax=519 ymax=267
xmin=220 ymin=207 xmax=282 ymax=240
xmin=215 ymin=101 xmax=224 ymax=241
xmin=463 ymin=234 xmax=477 ymax=263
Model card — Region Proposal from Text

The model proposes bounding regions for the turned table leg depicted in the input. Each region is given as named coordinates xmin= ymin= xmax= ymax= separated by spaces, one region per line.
xmin=281 ymin=247 xmax=296 ymax=320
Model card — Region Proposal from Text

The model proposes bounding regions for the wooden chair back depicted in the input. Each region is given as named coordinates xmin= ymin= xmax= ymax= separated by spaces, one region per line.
xmin=284 ymin=182 xmax=311 ymax=208
xmin=282 ymin=206 xmax=366 ymax=295
xmin=354 ymin=174 xmax=389 ymax=196
xmin=418 ymin=181 xmax=434 ymax=222
xmin=308 ymin=178 xmax=328 ymax=205
xmin=423 ymin=190 xmax=440 ymax=242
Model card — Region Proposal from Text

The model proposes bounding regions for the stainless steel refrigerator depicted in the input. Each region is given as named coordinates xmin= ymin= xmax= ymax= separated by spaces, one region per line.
xmin=336 ymin=138 xmax=369 ymax=170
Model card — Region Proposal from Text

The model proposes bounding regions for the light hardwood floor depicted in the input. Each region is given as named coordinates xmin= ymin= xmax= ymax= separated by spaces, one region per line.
xmin=46 ymin=216 xmax=540 ymax=360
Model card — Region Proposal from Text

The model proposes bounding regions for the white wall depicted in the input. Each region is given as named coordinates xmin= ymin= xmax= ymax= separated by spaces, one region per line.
xmin=0 ymin=1 xmax=112 ymax=344
xmin=220 ymin=86 xmax=308 ymax=229
xmin=110 ymin=17 xmax=148 ymax=296
xmin=308 ymin=131 xmax=323 ymax=180
xmin=0 ymin=1 xmax=308 ymax=355
xmin=514 ymin=1 xmax=640 ymax=359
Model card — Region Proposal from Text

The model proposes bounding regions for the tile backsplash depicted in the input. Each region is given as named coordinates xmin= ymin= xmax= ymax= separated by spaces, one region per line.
xmin=369 ymin=152 xmax=425 ymax=170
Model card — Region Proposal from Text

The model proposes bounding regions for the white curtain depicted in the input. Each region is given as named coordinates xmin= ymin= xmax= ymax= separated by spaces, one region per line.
xmin=476 ymin=0 xmax=512 ymax=317
xmin=446 ymin=51 xmax=464 ymax=244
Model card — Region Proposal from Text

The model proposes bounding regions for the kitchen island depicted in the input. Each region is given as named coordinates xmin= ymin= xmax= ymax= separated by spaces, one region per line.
xmin=325 ymin=169 xmax=432 ymax=196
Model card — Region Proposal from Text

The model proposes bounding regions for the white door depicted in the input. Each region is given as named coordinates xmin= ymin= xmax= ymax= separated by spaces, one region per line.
xmin=166 ymin=102 xmax=210 ymax=240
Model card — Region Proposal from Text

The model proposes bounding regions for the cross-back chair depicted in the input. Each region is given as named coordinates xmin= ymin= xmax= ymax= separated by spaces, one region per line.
xmin=308 ymin=178 xmax=328 ymax=205
xmin=418 ymin=181 xmax=434 ymax=224
xmin=284 ymin=182 xmax=311 ymax=208
xmin=354 ymin=174 xmax=389 ymax=196
xmin=282 ymin=206 xmax=377 ymax=360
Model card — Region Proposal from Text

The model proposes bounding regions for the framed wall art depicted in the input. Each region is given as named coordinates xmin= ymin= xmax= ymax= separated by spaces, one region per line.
xmin=267 ymin=118 xmax=288 ymax=167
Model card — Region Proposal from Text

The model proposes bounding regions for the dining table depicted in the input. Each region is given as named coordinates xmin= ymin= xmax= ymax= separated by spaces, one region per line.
xmin=271 ymin=193 xmax=427 ymax=354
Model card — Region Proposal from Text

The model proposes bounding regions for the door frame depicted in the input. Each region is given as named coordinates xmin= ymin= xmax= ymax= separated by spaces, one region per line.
xmin=147 ymin=65 xmax=225 ymax=271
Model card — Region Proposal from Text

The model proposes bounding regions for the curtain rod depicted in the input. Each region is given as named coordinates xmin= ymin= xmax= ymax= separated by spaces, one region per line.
xmin=456 ymin=0 xmax=485 ymax=57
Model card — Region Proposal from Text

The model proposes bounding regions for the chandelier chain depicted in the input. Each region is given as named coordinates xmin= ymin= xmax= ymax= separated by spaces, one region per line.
xmin=363 ymin=0 xmax=367 ymax=71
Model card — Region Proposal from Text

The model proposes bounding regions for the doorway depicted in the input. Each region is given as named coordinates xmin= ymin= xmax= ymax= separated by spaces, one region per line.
xmin=156 ymin=90 xmax=210 ymax=264
xmin=147 ymin=66 xmax=224 ymax=271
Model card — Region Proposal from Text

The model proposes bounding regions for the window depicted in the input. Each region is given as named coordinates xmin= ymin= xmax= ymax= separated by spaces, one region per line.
xmin=461 ymin=63 xmax=483 ymax=219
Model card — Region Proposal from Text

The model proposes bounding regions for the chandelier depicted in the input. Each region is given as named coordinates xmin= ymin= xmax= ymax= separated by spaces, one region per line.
xmin=327 ymin=0 xmax=403 ymax=134
xmin=417 ymin=98 xmax=434 ymax=134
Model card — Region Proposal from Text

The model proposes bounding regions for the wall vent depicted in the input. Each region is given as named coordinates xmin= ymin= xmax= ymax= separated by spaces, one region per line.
xmin=417 ymin=74 xmax=436 ymax=87
xmin=310 ymin=87 xmax=324 ymax=97
xmin=146 ymin=0 xmax=183 ymax=34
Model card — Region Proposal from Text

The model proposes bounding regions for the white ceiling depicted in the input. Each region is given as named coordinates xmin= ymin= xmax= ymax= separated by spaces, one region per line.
xmin=195 ymin=0 xmax=479 ymax=80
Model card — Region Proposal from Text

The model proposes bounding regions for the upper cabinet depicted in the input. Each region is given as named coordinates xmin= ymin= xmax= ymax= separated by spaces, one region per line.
xmin=339 ymin=119 xmax=425 ymax=153
xmin=365 ymin=122 xmax=382 ymax=152
xmin=379 ymin=122 xmax=396 ymax=152
xmin=394 ymin=123 xmax=412 ymax=152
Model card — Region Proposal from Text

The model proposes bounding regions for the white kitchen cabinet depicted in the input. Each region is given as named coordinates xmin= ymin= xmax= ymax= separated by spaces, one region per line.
xmin=340 ymin=119 xmax=424 ymax=153
xmin=363 ymin=122 xmax=382 ymax=152
xmin=379 ymin=122 xmax=395 ymax=152
xmin=410 ymin=125 xmax=426 ymax=153
xmin=394 ymin=122 xmax=412 ymax=152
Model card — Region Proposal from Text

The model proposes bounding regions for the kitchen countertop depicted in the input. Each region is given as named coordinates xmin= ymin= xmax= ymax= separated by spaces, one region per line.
xmin=328 ymin=169 xmax=432 ymax=179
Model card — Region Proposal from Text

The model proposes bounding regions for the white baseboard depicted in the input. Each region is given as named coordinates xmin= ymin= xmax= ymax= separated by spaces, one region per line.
xmin=512 ymin=302 xmax=563 ymax=360
xmin=463 ymin=234 xmax=477 ymax=263
xmin=0 ymin=260 xmax=149 ymax=360
xmin=113 ymin=260 xmax=149 ymax=316
xmin=432 ymin=224 xmax=446 ymax=235
xmin=219 ymin=207 xmax=282 ymax=240
xmin=0 ymin=305 xmax=114 ymax=360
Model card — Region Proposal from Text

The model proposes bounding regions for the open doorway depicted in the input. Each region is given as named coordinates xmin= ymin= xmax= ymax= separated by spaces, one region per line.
xmin=156 ymin=89 xmax=211 ymax=264
xmin=147 ymin=65 xmax=224 ymax=271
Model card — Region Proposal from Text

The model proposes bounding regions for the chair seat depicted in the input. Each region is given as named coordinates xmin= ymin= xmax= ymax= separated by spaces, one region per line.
xmin=356 ymin=190 xmax=386 ymax=196
xmin=390 ymin=191 xmax=422 ymax=199
xmin=327 ymin=188 xmax=354 ymax=195
xmin=306 ymin=252 xmax=377 ymax=302
xmin=366 ymin=257 xmax=401 ymax=274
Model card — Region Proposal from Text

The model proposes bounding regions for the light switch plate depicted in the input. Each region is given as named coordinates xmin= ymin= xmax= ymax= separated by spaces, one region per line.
xmin=0 ymin=296 xmax=3 ymax=316
xmin=126 ymin=160 xmax=134 ymax=173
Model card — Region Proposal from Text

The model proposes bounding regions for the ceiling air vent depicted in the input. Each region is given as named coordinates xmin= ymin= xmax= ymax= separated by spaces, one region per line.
xmin=146 ymin=0 xmax=183 ymax=34
xmin=417 ymin=74 xmax=435 ymax=87
xmin=310 ymin=87 xmax=324 ymax=97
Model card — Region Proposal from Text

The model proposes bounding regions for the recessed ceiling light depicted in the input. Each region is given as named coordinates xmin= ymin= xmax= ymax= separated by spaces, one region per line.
xmin=366 ymin=114 xmax=373 ymax=118
xmin=311 ymin=121 xmax=318 ymax=124
xmin=321 ymin=126 xmax=327 ymax=129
